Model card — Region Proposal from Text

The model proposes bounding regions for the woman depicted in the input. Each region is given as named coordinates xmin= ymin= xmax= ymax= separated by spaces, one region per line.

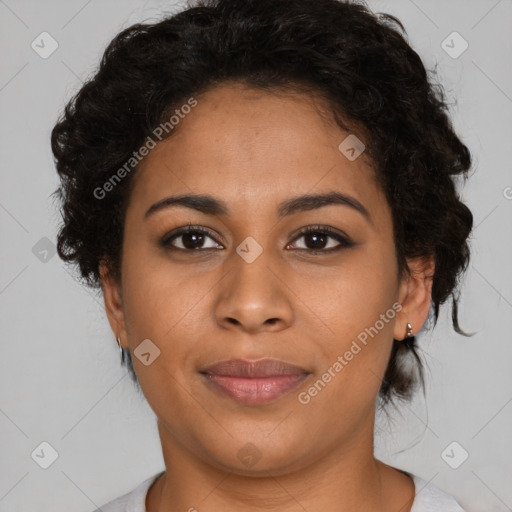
xmin=51 ymin=0 xmax=473 ymax=510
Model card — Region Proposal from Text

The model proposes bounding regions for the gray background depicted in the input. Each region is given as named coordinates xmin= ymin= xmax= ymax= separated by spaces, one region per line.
xmin=1 ymin=0 xmax=511 ymax=510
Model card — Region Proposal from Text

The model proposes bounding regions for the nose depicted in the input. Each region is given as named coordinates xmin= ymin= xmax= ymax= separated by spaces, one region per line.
xmin=214 ymin=251 xmax=294 ymax=334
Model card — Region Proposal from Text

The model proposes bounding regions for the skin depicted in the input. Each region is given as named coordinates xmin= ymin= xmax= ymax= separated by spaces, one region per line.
xmin=101 ymin=82 xmax=434 ymax=512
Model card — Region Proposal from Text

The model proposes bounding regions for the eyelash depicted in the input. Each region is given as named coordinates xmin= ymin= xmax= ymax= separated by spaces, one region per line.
xmin=160 ymin=224 xmax=354 ymax=255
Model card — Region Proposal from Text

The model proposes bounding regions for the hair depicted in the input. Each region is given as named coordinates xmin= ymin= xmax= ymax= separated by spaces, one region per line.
xmin=51 ymin=0 xmax=474 ymax=408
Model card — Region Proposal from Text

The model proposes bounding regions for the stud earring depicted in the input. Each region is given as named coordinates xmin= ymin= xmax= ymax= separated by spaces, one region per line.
xmin=405 ymin=322 xmax=413 ymax=338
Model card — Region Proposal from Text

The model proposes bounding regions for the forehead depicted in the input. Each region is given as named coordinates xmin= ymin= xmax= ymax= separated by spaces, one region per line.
xmin=129 ymin=83 xmax=386 ymax=220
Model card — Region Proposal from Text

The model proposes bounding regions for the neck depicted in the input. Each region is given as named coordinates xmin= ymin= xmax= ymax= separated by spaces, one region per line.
xmin=147 ymin=412 xmax=414 ymax=512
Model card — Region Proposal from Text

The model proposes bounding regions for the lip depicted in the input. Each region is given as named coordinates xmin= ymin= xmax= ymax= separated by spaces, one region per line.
xmin=200 ymin=358 xmax=310 ymax=405
xmin=201 ymin=358 xmax=309 ymax=377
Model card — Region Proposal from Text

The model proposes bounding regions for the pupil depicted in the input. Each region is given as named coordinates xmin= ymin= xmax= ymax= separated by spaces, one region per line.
xmin=183 ymin=232 xmax=203 ymax=249
xmin=306 ymin=233 xmax=326 ymax=249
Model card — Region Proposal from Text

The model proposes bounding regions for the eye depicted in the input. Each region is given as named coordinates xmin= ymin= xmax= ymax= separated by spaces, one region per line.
xmin=160 ymin=225 xmax=223 ymax=251
xmin=287 ymin=225 xmax=354 ymax=254
xmin=160 ymin=224 xmax=354 ymax=254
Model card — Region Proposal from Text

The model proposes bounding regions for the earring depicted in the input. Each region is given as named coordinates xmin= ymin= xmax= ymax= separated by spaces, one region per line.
xmin=116 ymin=335 xmax=125 ymax=364
xmin=405 ymin=323 xmax=413 ymax=338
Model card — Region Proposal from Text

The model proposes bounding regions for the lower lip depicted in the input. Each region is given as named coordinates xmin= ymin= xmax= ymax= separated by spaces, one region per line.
xmin=201 ymin=373 xmax=309 ymax=405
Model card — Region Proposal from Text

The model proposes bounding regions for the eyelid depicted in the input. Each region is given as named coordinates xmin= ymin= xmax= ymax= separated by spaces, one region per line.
xmin=289 ymin=224 xmax=349 ymax=241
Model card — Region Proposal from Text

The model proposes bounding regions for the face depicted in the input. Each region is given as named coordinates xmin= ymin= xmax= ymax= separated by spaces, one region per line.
xmin=102 ymin=82 xmax=432 ymax=476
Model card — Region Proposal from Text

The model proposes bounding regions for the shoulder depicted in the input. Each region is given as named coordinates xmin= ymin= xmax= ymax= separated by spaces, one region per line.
xmin=89 ymin=471 xmax=163 ymax=512
xmin=409 ymin=473 xmax=466 ymax=512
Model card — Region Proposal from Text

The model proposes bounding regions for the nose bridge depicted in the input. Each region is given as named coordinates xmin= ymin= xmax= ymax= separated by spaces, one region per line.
xmin=233 ymin=242 xmax=274 ymax=296
xmin=215 ymin=238 xmax=293 ymax=331
xmin=230 ymin=238 xmax=278 ymax=306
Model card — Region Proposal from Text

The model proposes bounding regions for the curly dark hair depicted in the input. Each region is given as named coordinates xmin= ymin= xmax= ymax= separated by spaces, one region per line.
xmin=50 ymin=0 xmax=474 ymax=407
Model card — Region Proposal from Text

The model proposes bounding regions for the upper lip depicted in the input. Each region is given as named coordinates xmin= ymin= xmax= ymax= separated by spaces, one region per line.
xmin=200 ymin=358 xmax=309 ymax=378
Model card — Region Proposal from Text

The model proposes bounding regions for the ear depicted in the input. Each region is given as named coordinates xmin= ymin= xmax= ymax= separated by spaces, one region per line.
xmin=99 ymin=261 xmax=128 ymax=349
xmin=394 ymin=255 xmax=435 ymax=340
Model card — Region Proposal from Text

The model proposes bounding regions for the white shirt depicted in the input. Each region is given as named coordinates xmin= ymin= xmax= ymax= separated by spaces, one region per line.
xmin=92 ymin=470 xmax=466 ymax=511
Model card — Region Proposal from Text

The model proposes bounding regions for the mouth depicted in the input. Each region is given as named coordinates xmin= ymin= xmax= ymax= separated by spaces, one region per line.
xmin=199 ymin=358 xmax=311 ymax=406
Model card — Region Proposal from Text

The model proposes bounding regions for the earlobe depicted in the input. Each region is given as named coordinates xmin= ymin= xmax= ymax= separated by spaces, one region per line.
xmin=99 ymin=261 xmax=128 ymax=349
xmin=394 ymin=255 xmax=435 ymax=340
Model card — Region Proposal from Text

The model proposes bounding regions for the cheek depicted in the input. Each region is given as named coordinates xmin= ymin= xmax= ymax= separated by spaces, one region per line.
xmin=300 ymin=286 xmax=397 ymax=431
xmin=120 ymin=241 xmax=221 ymax=390
xmin=321 ymin=246 xmax=398 ymax=334
xmin=313 ymin=247 xmax=399 ymax=384
xmin=121 ymin=236 xmax=200 ymax=332
xmin=119 ymin=250 xmax=202 ymax=412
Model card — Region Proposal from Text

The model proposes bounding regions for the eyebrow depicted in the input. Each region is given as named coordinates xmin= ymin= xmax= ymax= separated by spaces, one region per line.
xmin=144 ymin=191 xmax=372 ymax=224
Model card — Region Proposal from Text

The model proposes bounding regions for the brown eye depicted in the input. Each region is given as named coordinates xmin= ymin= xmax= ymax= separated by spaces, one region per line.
xmin=161 ymin=226 xmax=223 ymax=251
xmin=288 ymin=226 xmax=354 ymax=253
